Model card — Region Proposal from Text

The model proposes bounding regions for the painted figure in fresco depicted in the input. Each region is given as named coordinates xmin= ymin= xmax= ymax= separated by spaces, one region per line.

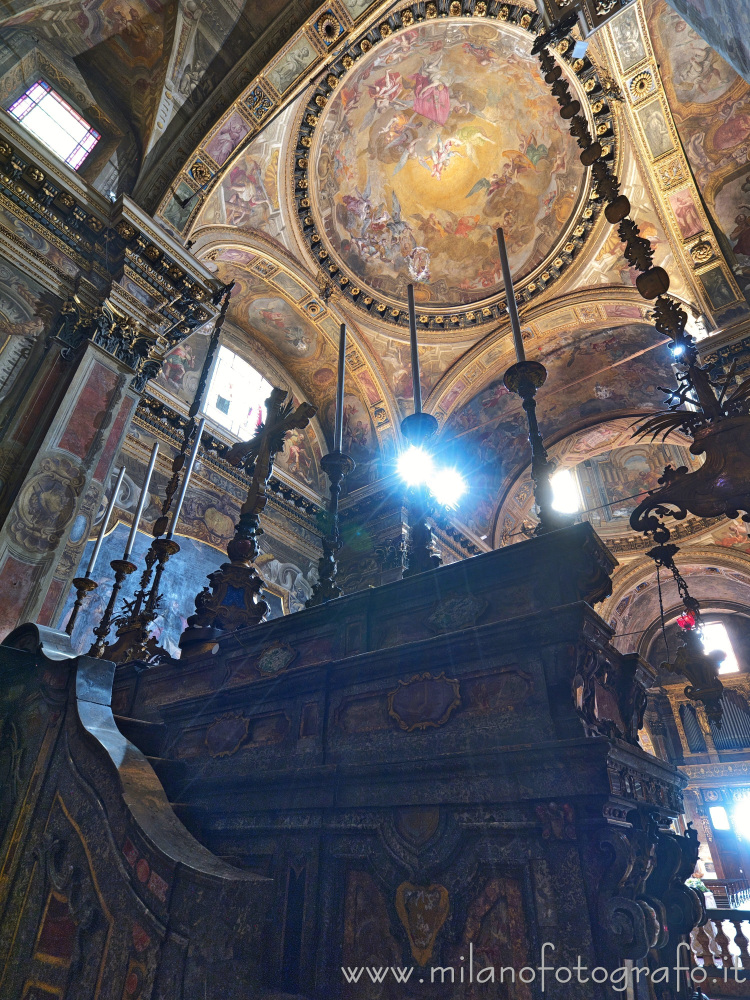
xmin=109 ymin=3 xmax=163 ymax=63
xmin=225 ymin=160 xmax=271 ymax=227
xmin=730 ymin=211 xmax=750 ymax=258
xmin=283 ymin=429 xmax=313 ymax=483
xmin=610 ymin=8 xmax=645 ymax=68
xmin=207 ymin=114 xmax=248 ymax=166
xmin=671 ymin=189 xmax=702 ymax=239
xmin=366 ymin=71 xmax=404 ymax=115
xmin=162 ymin=341 xmax=195 ymax=392
xmin=712 ymin=97 xmax=750 ymax=152
xmin=256 ymin=304 xmax=313 ymax=355
xmin=641 ymin=105 xmax=672 ymax=158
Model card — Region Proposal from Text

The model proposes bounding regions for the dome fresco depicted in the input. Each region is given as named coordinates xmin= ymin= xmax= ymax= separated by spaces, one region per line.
xmin=310 ymin=18 xmax=585 ymax=310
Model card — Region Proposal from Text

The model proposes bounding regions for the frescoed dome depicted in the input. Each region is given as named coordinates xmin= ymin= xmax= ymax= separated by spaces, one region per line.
xmin=307 ymin=17 xmax=587 ymax=316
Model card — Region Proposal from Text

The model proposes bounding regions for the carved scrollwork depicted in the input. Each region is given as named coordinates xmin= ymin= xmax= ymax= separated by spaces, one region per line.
xmin=597 ymin=824 xmax=659 ymax=962
xmin=571 ymin=643 xmax=648 ymax=744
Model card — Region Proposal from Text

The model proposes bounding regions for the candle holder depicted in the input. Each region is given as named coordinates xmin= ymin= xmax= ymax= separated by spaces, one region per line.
xmin=88 ymin=558 xmax=137 ymax=658
xmin=306 ymin=450 xmax=355 ymax=607
xmin=106 ymin=537 xmax=181 ymax=663
xmin=401 ymin=411 xmax=442 ymax=577
xmin=65 ymin=576 xmax=98 ymax=636
xmin=63 ymin=465 xmax=126 ymax=641
xmin=504 ymin=360 xmax=570 ymax=535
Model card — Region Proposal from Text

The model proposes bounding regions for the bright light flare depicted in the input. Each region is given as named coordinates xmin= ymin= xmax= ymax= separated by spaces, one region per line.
xmin=733 ymin=795 xmax=750 ymax=840
xmin=551 ymin=469 xmax=580 ymax=514
xmin=397 ymin=445 xmax=435 ymax=487
xmin=430 ymin=468 xmax=467 ymax=509
xmin=701 ymin=621 xmax=739 ymax=674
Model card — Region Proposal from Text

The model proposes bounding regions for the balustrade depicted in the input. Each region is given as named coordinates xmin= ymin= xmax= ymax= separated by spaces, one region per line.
xmin=691 ymin=909 xmax=750 ymax=972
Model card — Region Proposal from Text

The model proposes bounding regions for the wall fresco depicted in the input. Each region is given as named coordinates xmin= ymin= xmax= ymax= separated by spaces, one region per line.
xmin=313 ymin=18 xmax=582 ymax=307
xmin=663 ymin=0 xmax=750 ymax=82
xmin=646 ymin=0 xmax=750 ymax=302
xmin=196 ymin=106 xmax=290 ymax=234
xmin=443 ymin=323 xmax=674 ymax=538
xmin=0 ymin=257 xmax=56 ymax=405
xmin=154 ymin=327 xmax=212 ymax=403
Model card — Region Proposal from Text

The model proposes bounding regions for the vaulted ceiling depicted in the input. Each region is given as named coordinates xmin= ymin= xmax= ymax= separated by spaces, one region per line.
xmin=140 ymin=0 xmax=750 ymax=544
xmin=8 ymin=0 xmax=746 ymax=548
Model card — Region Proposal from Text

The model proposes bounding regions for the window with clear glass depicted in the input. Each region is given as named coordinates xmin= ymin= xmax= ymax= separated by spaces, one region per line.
xmin=702 ymin=621 xmax=740 ymax=675
xmin=709 ymin=806 xmax=731 ymax=831
xmin=7 ymin=81 xmax=100 ymax=170
xmin=204 ymin=346 xmax=272 ymax=439
xmin=551 ymin=468 xmax=581 ymax=514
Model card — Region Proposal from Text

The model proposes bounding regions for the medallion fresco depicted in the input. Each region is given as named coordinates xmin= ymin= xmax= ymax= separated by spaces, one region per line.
xmin=313 ymin=19 xmax=583 ymax=309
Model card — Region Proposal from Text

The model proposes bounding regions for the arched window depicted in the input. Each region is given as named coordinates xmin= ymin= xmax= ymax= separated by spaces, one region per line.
xmin=679 ymin=703 xmax=707 ymax=753
xmin=204 ymin=346 xmax=272 ymax=440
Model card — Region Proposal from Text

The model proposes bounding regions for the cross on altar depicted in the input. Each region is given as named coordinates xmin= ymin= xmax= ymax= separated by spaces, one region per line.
xmin=179 ymin=388 xmax=316 ymax=659
xmin=227 ymin=387 xmax=316 ymax=527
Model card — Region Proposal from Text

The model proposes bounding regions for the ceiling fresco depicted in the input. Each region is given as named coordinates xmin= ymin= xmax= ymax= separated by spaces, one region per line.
xmin=441 ymin=322 xmax=676 ymax=540
xmin=645 ymin=0 xmax=750 ymax=305
xmin=118 ymin=0 xmax=750 ymax=558
xmin=195 ymin=104 xmax=293 ymax=241
xmin=311 ymin=19 xmax=583 ymax=310
xmin=205 ymin=260 xmax=388 ymax=491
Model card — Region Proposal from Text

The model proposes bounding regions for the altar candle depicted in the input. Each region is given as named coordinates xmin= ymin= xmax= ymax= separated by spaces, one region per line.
xmin=86 ymin=466 xmax=126 ymax=577
xmin=167 ymin=418 xmax=205 ymax=540
xmin=497 ymin=228 xmax=526 ymax=364
xmin=407 ymin=283 xmax=422 ymax=414
xmin=334 ymin=322 xmax=346 ymax=453
xmin=123 ymin=442 xmax=158 ymax=561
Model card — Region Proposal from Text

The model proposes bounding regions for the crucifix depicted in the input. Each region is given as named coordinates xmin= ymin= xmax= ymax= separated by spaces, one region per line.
xmin=179 ymin=387 xmax=316 ymax=660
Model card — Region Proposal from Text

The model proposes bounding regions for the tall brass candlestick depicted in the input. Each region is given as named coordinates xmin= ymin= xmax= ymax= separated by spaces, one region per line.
xmin=401 ymin=284 xmax=440 ymax=577
xmin=66 ymin=466 xmax=126 ymax=636
xmin=497 ymin=230 xmax=566 ymax=533
xmin=167 ymin=417 xmax=204 ymax=539
xmin=496 ymin=228 xmax=526 ymax=363
xmin=123 ymin=442 xmax=158 ymax=561
xmin=143 ymin=417 xmax=206 ymax=631
xmin=334 ymin=322 xmax=346 ymax=453
xmin=407 ymin=284 xmax=422 ymax=414
xmin=307 ymin=324 xmax=354 ymax=607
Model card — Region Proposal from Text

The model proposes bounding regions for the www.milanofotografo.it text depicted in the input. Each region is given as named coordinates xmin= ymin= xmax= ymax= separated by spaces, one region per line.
xmin=341 ymin=943 xmax=746 ymax=990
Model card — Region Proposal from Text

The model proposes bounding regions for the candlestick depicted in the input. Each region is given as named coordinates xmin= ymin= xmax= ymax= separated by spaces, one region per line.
xmin=85 ymin=466 xmax=126 ymax=577
xmin=496 ymin=229 xmax=526 ymax=364
xmin=167 ymin=417 xmax=204 ymax=539
xmin=407 ymin=284 xmax=422 ymax=414
xmin=123 ymin=442 xmax=158 ymax=561
xmin=334 ymin=322 xmax=346 ymax=453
